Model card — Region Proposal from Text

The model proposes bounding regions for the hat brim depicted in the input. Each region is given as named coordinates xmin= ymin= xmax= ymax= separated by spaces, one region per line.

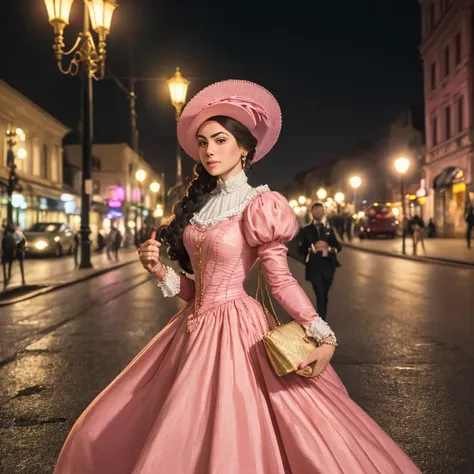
xmin=177 ymin=80 xmax=281 ymax=164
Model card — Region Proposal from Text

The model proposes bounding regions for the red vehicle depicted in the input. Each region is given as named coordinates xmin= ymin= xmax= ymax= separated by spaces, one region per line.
xmin=358 ymin=205 xmax=398 ymax=239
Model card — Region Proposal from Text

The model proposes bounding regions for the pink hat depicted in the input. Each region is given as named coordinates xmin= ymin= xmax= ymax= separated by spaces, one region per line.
xmin=177 ymin=80 xmax=282 ymax=163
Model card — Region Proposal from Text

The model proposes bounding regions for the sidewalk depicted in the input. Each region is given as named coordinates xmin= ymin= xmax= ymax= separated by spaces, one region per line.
xmin=0 ymin=248 xmax=139 ymax=303
xmin=342 ymin=236 xmax=474 ymax=267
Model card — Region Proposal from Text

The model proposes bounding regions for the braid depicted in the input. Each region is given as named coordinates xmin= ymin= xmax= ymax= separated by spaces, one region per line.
xmin=158 ymin=163 xmax=217 ymax=273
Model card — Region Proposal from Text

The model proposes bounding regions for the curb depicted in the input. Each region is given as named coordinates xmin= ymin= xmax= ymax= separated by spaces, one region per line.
xmin=0 ymin=259 xmax=137 ymax=307
xmin=341 ymin=241 xmax=474 ymax=269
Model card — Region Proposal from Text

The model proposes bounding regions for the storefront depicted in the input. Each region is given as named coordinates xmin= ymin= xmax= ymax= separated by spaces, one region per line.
xmin=404 ymin=179 xmax=428 ymax=221
xmin=433 ymin=167 xmax=466 ymax=237
xmin=0 ymin=183 xmax=79 ymax=231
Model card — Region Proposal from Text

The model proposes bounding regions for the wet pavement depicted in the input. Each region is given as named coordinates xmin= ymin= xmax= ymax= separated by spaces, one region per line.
xmin=0 ymin=248 xmax=473 ymax=474
xmin=1 ymin=249 xmax=138 ymax=290
xmin=344 ymin=235 xmax=474 ymax=265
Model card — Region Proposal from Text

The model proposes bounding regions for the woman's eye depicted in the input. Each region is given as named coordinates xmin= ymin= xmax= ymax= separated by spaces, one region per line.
xmin=198 ymin=141 xmax=207 ymax=147
xmin=216 ymin=138 xmax=226 ymax=144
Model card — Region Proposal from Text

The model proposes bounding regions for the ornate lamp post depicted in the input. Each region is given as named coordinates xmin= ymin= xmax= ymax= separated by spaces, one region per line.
xmin=395 ymin=157 xmax=410 ymax=255
xmin=43 ymin=0 xmax=117 ymax=269
xmin=5 ymin=128 xmax=27 ymax=228
xmin=167 ymin=67 xmax=190 ymax=188
xmin=134 ymin=168 xmax=147 ymax=246
xmin=349 ymin=176 xmax=361 ymax=212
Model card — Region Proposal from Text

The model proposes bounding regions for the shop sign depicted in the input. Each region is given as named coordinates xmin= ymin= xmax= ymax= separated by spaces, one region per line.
xmin=416 ymin=179 xmax=427 ymax=198
xmin=107 ymin=185 xmax=125 ymax=201
xmin=60 ymin=193 xmax=75 ymax=202
xmin=12 ymin=194 xmax=26 ymax=209
xmin=108 ymin=199 xmax=122 ymax=208
xmin=107 ymin=210 xmax=124 ymax=219
xmin=64 ymin=201 xmax=77 ymax=214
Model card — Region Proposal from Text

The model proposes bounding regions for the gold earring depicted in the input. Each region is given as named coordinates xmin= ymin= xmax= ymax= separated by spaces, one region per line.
xmin=241 ymin=153 xmax=247 ymax=165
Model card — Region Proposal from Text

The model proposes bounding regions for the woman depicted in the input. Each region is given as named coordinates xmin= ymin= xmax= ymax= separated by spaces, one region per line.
xmin=54 ymin=80 xmax=421 ymax=473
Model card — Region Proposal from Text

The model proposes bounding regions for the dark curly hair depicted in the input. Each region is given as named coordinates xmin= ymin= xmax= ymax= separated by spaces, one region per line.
xmin=158 ymin=115 xmax=258 ymax=274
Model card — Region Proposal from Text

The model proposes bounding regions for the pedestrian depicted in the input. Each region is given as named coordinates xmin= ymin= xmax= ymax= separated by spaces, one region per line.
xmin=13 ymin=224 xmax=26 ymax=285
xmin=1 ymin=224 xmax=25 ymax=287
xmin=298 ymin=202 xmax=342 ymax=321
xmin=427 ymin=218 xmax=436 ymax=238
xmin=105 ymin=224 xmax=117 ymax=261
xmin=53 ymin=80 xmax=421 ymax=474
xmin=114 ymin=226 xmax=123 ymax=261
xmin=343 ymin=211 xmax=353 ymax=241
xmin=411 ymin=214 xmax=426 ymax=255
xmin=96 ymin=231 xmax=106 ymax=253
xmin=465 ymin=196 xmax=474 ymax=249
xmin=334 ymin=213 xmax=345 ymax=238
xmin=2 ymin=225 xmax=16 ymax=287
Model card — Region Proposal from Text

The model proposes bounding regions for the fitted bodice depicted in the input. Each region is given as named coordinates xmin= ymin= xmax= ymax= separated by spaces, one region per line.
xmin=176 ymin=190 xmax=332 ymax=342
xmin=184 ymin=215 xmax=257 ymax=312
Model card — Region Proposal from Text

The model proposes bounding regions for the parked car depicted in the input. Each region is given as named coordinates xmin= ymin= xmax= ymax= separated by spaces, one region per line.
xmin=358 ymin=205 xmax=398 ymax=239
xmin=24 ymin=222 xmax=76 ymax=257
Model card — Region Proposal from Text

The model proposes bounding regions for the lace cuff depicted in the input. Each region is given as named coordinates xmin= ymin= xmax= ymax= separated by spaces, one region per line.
xmin=305 ymin=317 xmax=338 ymax=346
xmin=156 ymin=266 xmax=181 ymax=297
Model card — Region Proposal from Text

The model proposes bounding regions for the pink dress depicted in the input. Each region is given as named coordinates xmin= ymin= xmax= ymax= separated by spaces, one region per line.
xmin=54 ymin=191 xmax=421 ymax=474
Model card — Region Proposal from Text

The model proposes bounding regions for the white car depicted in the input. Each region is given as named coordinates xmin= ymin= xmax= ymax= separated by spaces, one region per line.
xmin=24 ymin=223 xmax=76 ymax=257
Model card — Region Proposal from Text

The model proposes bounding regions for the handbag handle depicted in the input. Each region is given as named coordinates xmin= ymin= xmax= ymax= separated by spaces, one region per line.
xmin=255 ymin=263 xmax=281 ymax=327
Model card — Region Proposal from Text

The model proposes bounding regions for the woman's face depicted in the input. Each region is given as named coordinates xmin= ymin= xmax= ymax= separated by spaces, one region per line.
xmin=197 ymin=120 xmax=246 ymax=180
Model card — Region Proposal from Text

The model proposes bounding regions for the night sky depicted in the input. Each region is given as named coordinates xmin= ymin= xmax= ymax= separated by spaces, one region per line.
xmin=0 ymin=0 xmax=423 ymax=191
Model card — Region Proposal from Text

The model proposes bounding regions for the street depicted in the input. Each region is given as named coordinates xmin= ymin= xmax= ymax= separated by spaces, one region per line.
xmin=0 ymin=249 xmax=137 ymax=294
xmin=0 ymin=248 xmax=473 ymax=474
xmin=345 ymin=235 xmax=474 ymax=266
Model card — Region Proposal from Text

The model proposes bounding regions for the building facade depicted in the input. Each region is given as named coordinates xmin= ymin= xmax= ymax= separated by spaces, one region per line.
xmin=64 ymin=143 xmax=164 ymax=247
xmin=376 ymin=110 xmax=426 ymax=218
xmin=420 ymin=0 xmax=473 ymax=236
xmin=293 ymin=109 xmax=425 ymax=222
xmin=0 ymin=80 xmax=72 ymax=230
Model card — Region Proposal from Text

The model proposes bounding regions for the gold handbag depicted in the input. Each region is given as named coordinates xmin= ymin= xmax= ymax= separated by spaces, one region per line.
xmin=256 ymin=266 xmax=317 ymax=378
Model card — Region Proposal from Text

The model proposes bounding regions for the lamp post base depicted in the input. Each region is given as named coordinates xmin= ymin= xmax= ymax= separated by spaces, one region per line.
xmin=79 ymin=227 xmax=93 ymax=269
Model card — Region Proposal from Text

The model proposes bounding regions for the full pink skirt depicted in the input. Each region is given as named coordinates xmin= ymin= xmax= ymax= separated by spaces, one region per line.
xmin=54 ymin=296 xmax=421 ymax=473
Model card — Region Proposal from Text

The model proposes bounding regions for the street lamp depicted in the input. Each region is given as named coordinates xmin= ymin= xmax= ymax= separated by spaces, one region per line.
xmin=316 ymin=188 xmax=327 ymax=201
xmin=43 ymin=0 xmax=117 ymax=269
xmin=149 ymin=181 xmax=161 ymax=225
xmin=167 ymin=67 xmax=190 ymax=188
xmin=394 ymin=157 xmax=410 ymax=255
xmin=349 ymin=175 xmax=361 ymax=212
xmin=153 ymin=204 xmax=164 ymax=219
xmin=5 ymin=127 xmax=27 ymax=228
xmin=150 ymin=181 xmax=160 ymax=193
xmin=135 ymin=168 xmax=147 ymax=246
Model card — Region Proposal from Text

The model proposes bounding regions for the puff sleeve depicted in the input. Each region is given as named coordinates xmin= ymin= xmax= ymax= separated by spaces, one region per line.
xmin=244 ymin=191 xmax=337 ymax=345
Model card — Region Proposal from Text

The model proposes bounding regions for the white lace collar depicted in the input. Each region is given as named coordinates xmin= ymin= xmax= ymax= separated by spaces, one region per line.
xmin=190 ymin=177 xmax=270 ymax=228
xmin=213 ymin=169 xmax=249 ymax=195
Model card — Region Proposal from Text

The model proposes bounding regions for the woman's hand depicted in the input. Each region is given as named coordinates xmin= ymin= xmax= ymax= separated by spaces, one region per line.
xmin=298 ymin=343 xmax=336 ymax=378
xmin=137 ymin=230 xmax=165 ymax=278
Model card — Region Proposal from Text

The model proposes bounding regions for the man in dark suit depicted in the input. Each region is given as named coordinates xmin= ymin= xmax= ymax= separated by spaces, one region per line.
xmin=298 ymin=202 xmax=342 ymax=320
